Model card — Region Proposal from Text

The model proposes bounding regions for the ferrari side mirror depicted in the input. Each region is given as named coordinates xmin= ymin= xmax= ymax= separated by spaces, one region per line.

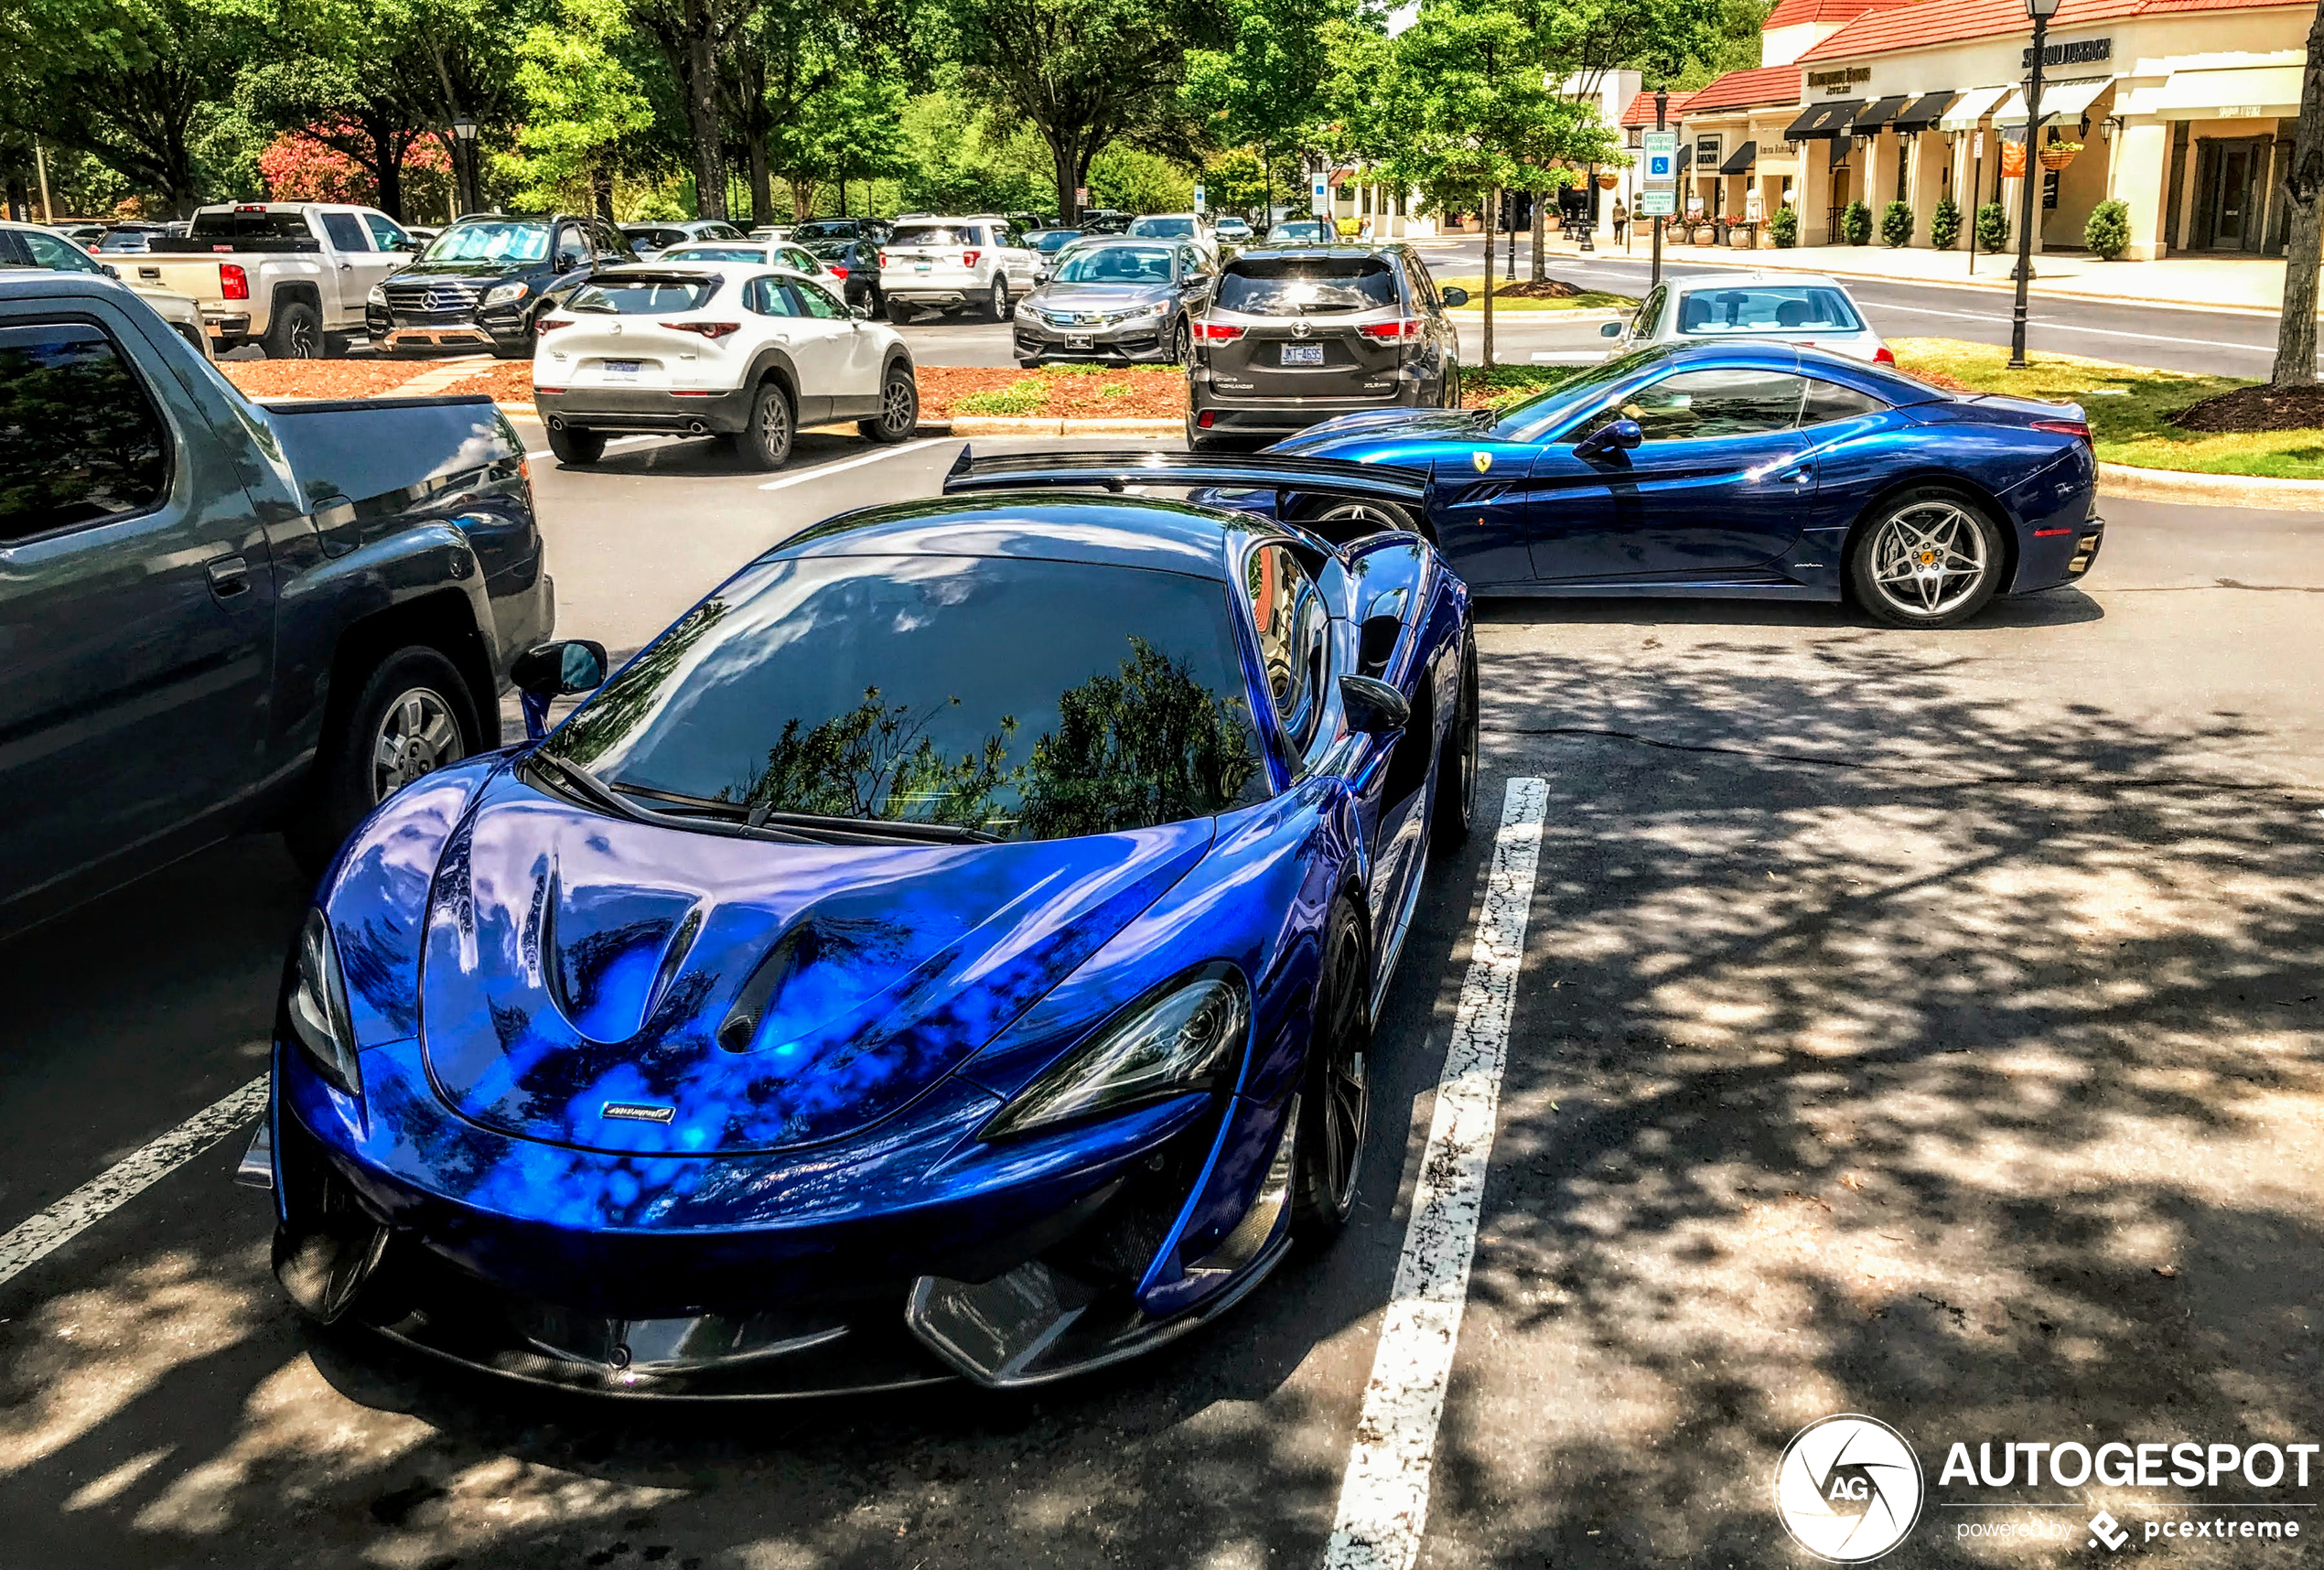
xmin=1340 ymin=673 xmax=1410 ymax=735
xmin=1574 ymin=417 xmax=1644 ymax=463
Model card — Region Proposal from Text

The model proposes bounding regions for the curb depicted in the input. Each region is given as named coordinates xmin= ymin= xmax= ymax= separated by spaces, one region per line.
xmin=943 ymin=415 xmax=1180 ymax=436
xmin=2097 ymin=461 xmax=2324 ymax=512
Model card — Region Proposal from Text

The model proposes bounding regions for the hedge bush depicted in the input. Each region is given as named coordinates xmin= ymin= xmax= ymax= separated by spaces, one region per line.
xmin=1930 ymin=197 xmax=1961 ymax=250
xmin=1840 ymin=199 xmax=1873 ymax=245
xmin=1974 ymin=201 xmax=2010 ymax=253
xmin=2085 ymin=198 xmax=2131 ymax=260
xmin=1770 ymin=203 xmax=1798 ymax=248
xmin=1879 ymin=200 xmax=1913 ymax=248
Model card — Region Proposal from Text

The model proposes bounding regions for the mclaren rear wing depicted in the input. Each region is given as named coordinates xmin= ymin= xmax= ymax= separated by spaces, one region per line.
xmin=941 ymin=446 xmax=1436 ymax=520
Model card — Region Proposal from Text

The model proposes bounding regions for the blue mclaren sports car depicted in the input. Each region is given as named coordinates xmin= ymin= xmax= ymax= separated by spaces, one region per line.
xmin=1243 ymin=339 xmax=2103 ymax=629
xmin=251 ymin=454 xmax=1477 ymax=1397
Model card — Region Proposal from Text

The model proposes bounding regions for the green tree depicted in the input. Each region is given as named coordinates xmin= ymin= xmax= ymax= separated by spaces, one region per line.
xmin=894 ymin=83 xmax=1052 ymax=215
xmin=505 ymin=0 xmax=663 ymax=214
xmin=1087 ymin=144 xmax=1193 ymax=212
xmin=1180 ymin=0 xmax=1369 ymax=223
xmin=944 ymin=0 xmax=1208 ymax=222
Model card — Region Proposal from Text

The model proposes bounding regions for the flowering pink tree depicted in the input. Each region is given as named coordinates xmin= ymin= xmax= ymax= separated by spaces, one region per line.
xmin=258 ymin=124 xmax=454 ymax=217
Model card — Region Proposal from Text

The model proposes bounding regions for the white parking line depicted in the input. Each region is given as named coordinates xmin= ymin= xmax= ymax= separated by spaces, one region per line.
xmin=757 ymin=437 xmax=947 ymax=491
xmin=0 ymin=1076 xmax=268 ymax=1288
xmin=1324 ymin=776 xmax=1548 ymax=1570
xmin=1864 ymin=301 xmax=2267 ymax=353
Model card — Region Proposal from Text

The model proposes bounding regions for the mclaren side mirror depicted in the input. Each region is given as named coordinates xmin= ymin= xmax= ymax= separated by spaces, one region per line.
xmin=1599 ymin=320 xmax=1623 ymax=338
xmin=513 ymin=639 xmax=608 ymax=739
xmin=1574 ymin=417 xmax=1644 ymax=463
xmin=1439 ymin=286 xmax=1469 ymax=308
xmin=1340 ymin=673 xmax=1411 ymax=736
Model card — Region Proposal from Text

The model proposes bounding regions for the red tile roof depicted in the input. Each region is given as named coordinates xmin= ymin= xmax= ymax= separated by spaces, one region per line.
xmin=1763 ymin=0 xmax=1924 ymax=30
xmin=1681 ymin=65 xmax=1806 ymax=113
xmin=1801 ymin=0 xmax=2309 ymax=61
xmin=1619 ymin=88 xmax=1697 ymax=126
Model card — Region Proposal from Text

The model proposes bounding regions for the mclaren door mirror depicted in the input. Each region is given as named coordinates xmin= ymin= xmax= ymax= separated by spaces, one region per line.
xmin=1574 ymin=416 xmax=1644 ymax=463
xmin=513 ymin=639 xmax=608 ymax=738
xmin=1340 ymin=674 xmax=1411 ymax=736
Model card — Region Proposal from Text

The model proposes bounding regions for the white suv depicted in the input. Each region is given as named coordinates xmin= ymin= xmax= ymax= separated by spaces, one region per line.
xmin=532 ymin=263 xmax=920 ymax=470
xmin=878 ymin=218 xmax=1037 ymax=322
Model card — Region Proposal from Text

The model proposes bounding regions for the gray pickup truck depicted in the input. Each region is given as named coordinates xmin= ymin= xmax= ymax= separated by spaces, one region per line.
xmin=0 ymin=272 xmax=555 ymax=933
xmin=140 ymin=202 xmax=415 ymax=358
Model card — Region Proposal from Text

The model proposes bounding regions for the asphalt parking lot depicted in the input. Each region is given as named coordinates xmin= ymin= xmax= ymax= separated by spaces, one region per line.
xmin=0 ymin=428 xmax=2318 ymax=1568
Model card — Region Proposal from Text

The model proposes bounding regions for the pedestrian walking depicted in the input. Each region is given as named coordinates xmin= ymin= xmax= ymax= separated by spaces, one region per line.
xmin=1611 ymin=198 xmax=1628 ymax=244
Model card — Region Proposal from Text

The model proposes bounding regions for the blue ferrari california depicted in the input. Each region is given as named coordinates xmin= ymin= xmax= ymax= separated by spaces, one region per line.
xmin=1250 ymin=339 xmax=2103 ymax=629
xmin=251 ymin=457 xmax=1477 ymax=1396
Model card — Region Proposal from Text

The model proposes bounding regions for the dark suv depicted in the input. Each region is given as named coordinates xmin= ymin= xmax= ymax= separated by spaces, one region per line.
xmin=1186 ymin=244 xmax=1468 ymax=448
xmin=367 ymin=213 xmax=640 ymax=357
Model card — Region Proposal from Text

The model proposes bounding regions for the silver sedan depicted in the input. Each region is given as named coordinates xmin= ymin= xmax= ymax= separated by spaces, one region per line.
xmin=1547 ymin=271 xmax=1893 ymax=368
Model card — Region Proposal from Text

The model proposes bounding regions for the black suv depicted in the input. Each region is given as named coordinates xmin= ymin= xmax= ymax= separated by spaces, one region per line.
xmin=367 ymin=213 xmax=640 ymax=357
xmin=1185 ymin=244 xmax=1468 ymax=448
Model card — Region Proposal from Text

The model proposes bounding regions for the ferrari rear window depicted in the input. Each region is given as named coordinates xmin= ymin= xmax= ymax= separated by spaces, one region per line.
xmin=543 ymin=554 xmax=1270 ymax=841
xmin=566 ymin=275 xmax=722 ymax=314
xmin=1217 ymin=258 xmax=1397 ymax=316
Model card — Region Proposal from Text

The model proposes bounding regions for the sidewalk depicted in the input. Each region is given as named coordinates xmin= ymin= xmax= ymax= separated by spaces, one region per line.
xmin=1412 ymin=232 xmax=2300 ymax=315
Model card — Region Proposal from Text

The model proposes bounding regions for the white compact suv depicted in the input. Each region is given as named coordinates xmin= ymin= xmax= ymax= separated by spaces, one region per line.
xmin=877 ymin=217 xmax=1037 ymax=322
xmin=532 ymin=263 xmax=920 ymax=470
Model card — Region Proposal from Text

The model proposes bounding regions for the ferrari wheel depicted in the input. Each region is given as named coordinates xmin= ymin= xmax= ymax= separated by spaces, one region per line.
xmin=1851 ymin=489 xmax=2005 ymax=629
xmin=1431 ymin=629 xmax=1479 ymax=851
xmin=1295 ymin=898 xmax=1371 ymax=1242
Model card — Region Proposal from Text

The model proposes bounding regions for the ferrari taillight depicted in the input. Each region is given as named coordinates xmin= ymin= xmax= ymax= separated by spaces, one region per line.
xmin=2031 ymin=418 xmax=2092 ymax=447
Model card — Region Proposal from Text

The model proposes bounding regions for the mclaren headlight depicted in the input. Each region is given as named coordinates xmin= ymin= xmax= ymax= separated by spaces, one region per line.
xmin=286 ymin=908 xmax=360 ymax=1097
xmin=982 ymin=966 xmax=1248 ymax=1139
xmin=366 ymin=283 xmax=387 ymax=307
xmin=481 ymin=280 xmax=530 ymax=309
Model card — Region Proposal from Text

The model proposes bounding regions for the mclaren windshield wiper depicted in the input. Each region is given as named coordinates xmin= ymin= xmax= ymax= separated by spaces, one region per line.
xmin=607 ymin=781 xmax=1003 ymax=846
xmin=527 ymin=758 xmax=816 ymax=844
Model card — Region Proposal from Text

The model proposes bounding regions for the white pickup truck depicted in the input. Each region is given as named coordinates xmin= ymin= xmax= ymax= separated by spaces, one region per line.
xmin=138 ymin=201 xmax=416 ymax=357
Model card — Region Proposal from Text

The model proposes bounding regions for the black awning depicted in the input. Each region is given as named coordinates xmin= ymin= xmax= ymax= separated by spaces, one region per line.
xmin=1717 ymin=141 xmax=1758 ymax=174
xmin=1890 ymin=91 xmax=1957 ymax=133
xmin=1848 ymin=94 xmax=1912 ymax=134
xmin=1785 ymin=100 xmax=1862 ymax=140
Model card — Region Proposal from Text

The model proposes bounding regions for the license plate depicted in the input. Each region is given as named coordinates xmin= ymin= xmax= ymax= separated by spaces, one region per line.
xmin=915 ymin=262 xmax=932 ymax=273
xmin=602 ymin=359 xmax=641 ymax=379
xmin=1281 ymin=344 xmax=1325 ymax=366
xmin=1065 ymin=333 xmax=1092 ymax=349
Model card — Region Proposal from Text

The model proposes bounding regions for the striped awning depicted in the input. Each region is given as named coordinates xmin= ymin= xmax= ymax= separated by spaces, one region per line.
xmin=1936 ymin=85 xmax=2011 ymax=132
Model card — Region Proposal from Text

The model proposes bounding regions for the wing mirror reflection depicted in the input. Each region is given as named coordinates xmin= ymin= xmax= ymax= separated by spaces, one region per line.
xmin=513 ymin=639 xmax=608 ymax=739
xmin=1340 ymin=673 xmax=1411 ymax=736
xmin=1599 ymin=320 xmax=1623 ymax=338
xmin=1439 ymin=286 xmax=1469 ymax=308
xmin=1574 ymin=416 xmax=1644 ymax=463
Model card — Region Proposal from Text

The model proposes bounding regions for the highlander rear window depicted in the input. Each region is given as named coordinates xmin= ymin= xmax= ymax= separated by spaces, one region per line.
xmin=567 ymin=276 xmax=723 ymax=314
xmin=1217 ymin=257 xmax=1397 ymax=315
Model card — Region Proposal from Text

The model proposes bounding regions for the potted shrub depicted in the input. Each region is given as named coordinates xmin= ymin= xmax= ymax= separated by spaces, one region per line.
xmin=1930 ymin=196 xmax=1961 ymax=250
xmin=2039 ymin=140 xmax=2082 ymax=171
xmin=1880 ymin=199 xmax=1913 ymax=248
xmin=1770 ymin=203 xmax=1798 ymax=248
xmin=1974 ymin=200 xmax=2010 ymax=253
xmin=1840 ymin=199 xmax=1872 ymax=245
xmin=2084 ymin=197 xmax=2130 ymax=260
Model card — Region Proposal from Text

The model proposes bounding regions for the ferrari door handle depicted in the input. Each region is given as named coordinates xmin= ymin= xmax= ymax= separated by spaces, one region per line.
xmin=206 ymin=554 xmax=250 ymax=597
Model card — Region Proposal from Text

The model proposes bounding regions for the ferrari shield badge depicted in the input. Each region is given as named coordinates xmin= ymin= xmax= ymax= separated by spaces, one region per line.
xmin=1471 ymin=450 xmax=1493 ymax=474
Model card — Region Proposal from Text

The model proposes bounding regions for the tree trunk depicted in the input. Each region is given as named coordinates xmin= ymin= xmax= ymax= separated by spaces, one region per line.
xmin=1482 ymin=184 xmax=1498 ymax=370
xmin=2273 ymin=1 xmax=2324 ymax=386
xmin=1047 ymin=127 xmax=1084 ymax=223
xmin=592 ymin=167 xmax=615 ymax=220
xmin=371 ymin=123 xmax=405 ymax=222
xmin=749 ymin=135 xmax=772 ymax=226
xmin=1531 ymin=192 xmax=1546 ymax=281
xmin=686 ymin=0 xmax=726 ymax=220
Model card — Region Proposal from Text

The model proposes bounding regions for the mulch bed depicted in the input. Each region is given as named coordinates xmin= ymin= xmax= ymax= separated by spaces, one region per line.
xmin=217 ymin=359 xmax=438 ymax=401
xmin=1483 ymin=278 xmax=1586 ymax=299
xmin=2169 ymin=382 xmax=2324 ymax=433
xmin=902 ymin=366 xmax=1184 ymax=420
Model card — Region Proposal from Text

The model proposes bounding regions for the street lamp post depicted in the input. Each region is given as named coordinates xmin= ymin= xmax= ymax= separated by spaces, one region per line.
xmin=451 ymin=115 xmax=479 ymax=220
xmin=1652 ymin=88 xmax=1667 ymax=289
xmin=2007 ymin=0 xmax=2060 ymax=368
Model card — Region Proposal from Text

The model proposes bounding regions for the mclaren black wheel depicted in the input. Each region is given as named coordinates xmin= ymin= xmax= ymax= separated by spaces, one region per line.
xmin=1294 ymin=898 xmax=1371 ymax=1243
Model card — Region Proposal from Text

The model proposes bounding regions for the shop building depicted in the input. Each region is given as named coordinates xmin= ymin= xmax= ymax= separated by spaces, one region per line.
xmin=1773 ymin=0 xmax=2315 ymax=257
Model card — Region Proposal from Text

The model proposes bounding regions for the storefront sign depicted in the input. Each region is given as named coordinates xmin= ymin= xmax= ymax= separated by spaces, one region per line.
xmin=1806 ymin=67 xmax=1871 ymax=89
xmin=2022 ymin=36 xmax=2111 ymax=70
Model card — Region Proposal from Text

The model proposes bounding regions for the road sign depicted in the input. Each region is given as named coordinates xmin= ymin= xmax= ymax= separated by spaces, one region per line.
xmin=1193 ymin=184 xmax=1205 ymax=212
xmin=1639 ymin=189 xmax=1676 ymax=217
xmin=1641 ymin=131 xmax=1678 ymax=187
xmin=1074 ymin=186 xmax=1089 ymax=205
xmin=1311 ymin=177 xmax=1331 ymax=217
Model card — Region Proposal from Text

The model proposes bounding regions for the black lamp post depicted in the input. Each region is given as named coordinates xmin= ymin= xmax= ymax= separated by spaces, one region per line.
xmin=1651 ymin=88 xmax=1668 ymax=288
xmin=451 ymin=115 xmax=479 ymax=219
xmin=2007 ymin=0 xmax=2060 ymax=368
